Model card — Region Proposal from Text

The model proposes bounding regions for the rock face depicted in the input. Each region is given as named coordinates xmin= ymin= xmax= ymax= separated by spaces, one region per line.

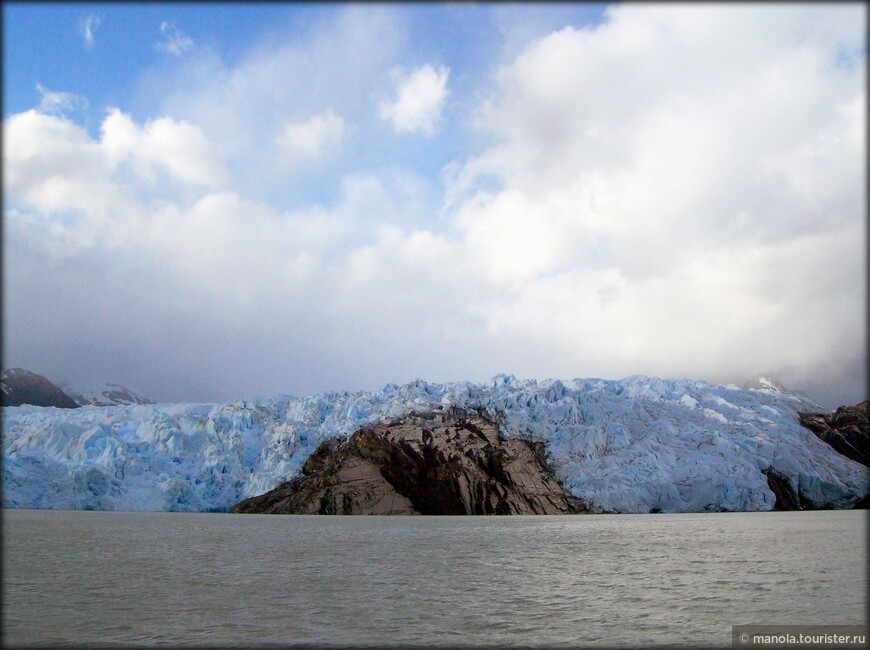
xmin=230 ymin=408 xmax=588 ymax=515
xmin=799 ymin=402 xmax=870 ymax=468
xmin=0 ymin=369 xmax=79 ymax=409
xmin=762 ymin=468 xmax=805 ymax=511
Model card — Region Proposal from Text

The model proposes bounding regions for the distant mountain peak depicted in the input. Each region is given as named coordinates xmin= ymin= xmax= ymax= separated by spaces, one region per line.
xmin=1 ymin=369 xmax=154 ymax=408
xmin=742 ymin=375 xmax=787 ymax=393
xmin=741 ymin=374 xmax=823 ymax=411
xmin=0 ymin=368 xmax=79 ymax=408
xmin=57 ymin=378 xmax=154 ymax=407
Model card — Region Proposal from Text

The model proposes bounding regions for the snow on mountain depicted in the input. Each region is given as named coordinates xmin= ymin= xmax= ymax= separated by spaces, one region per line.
xmin=741 ymin=374 xmax=821 ymax=408
xmin=58 ymin=379 xmax=154 ymax=407
xmin=743 ymin=375 xmax=786 ymax=393
xmin=2 ymin=375 xmax=867 ymax=513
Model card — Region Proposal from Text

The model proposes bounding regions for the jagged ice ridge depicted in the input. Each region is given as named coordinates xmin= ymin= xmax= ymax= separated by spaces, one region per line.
xmin=2 ymin=375 xmax=867 ymax=513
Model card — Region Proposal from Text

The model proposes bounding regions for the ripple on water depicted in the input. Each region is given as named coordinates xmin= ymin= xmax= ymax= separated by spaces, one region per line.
xmin=1 ymin=510 xmax=866 ymax=647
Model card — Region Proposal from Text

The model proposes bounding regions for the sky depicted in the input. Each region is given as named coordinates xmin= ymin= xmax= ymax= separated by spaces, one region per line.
xmin=2 ymin=3 xmax=866 ymax=409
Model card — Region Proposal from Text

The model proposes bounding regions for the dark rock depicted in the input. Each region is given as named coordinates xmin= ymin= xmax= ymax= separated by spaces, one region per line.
xmin=230 ymin=408 xmax=588 ymax=515
xmin=0 ymin=368 xmax=79 ymax=409
xmin=762 ymin=468 xmax=801 ymax=511
xmin=799 ymin=401 xmax=870 ymax=467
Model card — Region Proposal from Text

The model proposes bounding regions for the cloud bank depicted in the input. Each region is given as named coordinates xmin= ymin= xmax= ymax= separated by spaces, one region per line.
xmin=3 ymin=5 xmax=865 ymax=409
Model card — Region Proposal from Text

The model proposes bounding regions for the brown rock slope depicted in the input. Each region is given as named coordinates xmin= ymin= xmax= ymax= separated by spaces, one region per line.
xmin=799 ymin=401 xmax=870 ymax=468
xmin=794 ymin=401 xmax=870 ymax=510
xmin=230 ymin=408 xmax=588 ymax=515
xmin=0 ymin=368 xmax=79 ymax=409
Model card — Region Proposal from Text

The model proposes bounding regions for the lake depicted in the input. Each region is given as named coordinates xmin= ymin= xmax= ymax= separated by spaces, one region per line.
xmin=2 ymin=509 xmax=865 ymax=647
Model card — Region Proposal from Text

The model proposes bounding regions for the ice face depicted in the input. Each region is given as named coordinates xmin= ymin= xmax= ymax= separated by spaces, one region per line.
xmin=2 ymin=375 xmax=867 ymax=513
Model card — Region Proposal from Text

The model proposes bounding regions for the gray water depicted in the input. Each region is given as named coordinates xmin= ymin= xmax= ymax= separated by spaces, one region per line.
xmin=2 ymin=510 xmax=866 ymax=648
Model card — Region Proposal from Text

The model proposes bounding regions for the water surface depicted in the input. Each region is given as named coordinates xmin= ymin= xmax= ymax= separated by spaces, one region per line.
xmin=2 ymin=509 xmax=865 ymax=647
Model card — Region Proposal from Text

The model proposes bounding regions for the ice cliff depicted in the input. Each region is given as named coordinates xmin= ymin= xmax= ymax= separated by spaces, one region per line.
xmin=2 ymin=375 xmax=867 ymax=513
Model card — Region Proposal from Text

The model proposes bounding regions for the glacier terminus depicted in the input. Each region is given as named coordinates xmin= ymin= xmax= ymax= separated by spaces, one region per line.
xmin=2 ymin=375 xmax=867 ymax=514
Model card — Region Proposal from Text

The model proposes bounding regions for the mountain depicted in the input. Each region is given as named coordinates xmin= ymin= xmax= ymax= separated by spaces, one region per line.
xmin=2 ymin=374 xmax=868 ymax=513
xmin=58 ymin=379 xmax=154 ymax=407
xmin=798 ymin=401 xmax=870 ymax=468
xmin=742 ymin=374 xmax=821 ymax=408
xmin=742 ymin=374 xmax=787 ymax=393
xmin=0 ymin=368 xmax=153 ymax=408
xmin=0 ymin=368 xmax=79 ymax=408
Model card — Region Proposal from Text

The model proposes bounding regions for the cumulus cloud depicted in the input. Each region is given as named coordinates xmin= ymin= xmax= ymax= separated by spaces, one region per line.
xmin=276 ymin=108 xmax=345 ymax=165
xmin=379 ymin=64 xmax=449 ymax=135
xmin=134 ymin=6 xmax=408 ymax=201
xmin=79 ymin=14 xmax=100 ymax=49
xmin=155 ymin=21 xmax=194 ymax=57
xmin=3 ymin=108 xmax=231 ymax=260
xmin=100 ymin=108 xmax=229 ymax=189
xmin=3 ymin=110 xmax=129 ymax=238
xmin=440 ymin=3 xmax=866 ymax=402
xmin=35 ymin=83 xmax=88 ymax=116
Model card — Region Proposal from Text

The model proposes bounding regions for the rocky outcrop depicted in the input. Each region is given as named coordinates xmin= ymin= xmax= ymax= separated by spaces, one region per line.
xmin=0 ymin=368 xmax=79 ymax=409
xmin=230 ymin=408 xmax=588 ymax=515
xmin=799 ymin=401 xmax=870 ymax=468
xmin=762 ymin=468 xmax=804 ymax=511
xmin=793 ymin=401 xmax=869 ymax=510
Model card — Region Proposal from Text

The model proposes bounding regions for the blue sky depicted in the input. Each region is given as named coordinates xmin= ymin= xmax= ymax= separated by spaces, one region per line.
xmin=3 ymin=4 xmax=608 ymax=197
xmin=2 ymin=3 xmax=865 ymax=408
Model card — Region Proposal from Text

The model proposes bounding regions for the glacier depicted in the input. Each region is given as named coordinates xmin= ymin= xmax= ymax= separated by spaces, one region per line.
xmin=2 ymin=375 xmax=867 ymax=513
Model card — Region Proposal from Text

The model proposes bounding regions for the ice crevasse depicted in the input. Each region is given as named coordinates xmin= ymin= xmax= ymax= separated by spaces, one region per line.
xmin=2 ymin=375 xmax=867 ymax=513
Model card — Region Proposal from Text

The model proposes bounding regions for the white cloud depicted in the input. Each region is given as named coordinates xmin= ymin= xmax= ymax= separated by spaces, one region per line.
xmin=35 ymin=83 xmax=88 ymax=116
xmin=3 ymin=110 xmax=127 ymax=226
xmin=4 ymin=107 xmax=381 ymax=302
xmin=79 ymin=14 xmax=100 ymax=50
xmin=100 ymin=108 xmax=229 ymax=189
xmin=450 ymin=5 xmax=865 ymax=264
xmin=3 ymin=108 xmax=231 ymax=259
xmin=379 ymin=64 xmax=449 ymax=135
xmin=135 ymin=6 xmax=408 ymax=196
xmin=155 ymin=21 xmax=194 ymax=57
xmin=439 ymin=3 xmax=866 ymax=395
xmin=276 ymin=108 xmax=345 ymax=164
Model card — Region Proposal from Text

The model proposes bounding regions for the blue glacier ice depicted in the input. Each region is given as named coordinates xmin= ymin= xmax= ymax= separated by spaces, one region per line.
xmin=2 ymin=375 xmax=867 ymax=513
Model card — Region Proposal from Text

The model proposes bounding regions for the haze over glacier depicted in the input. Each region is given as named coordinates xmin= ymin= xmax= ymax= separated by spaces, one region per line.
xmin=3 ymin=375 xmax=867 ymax=514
